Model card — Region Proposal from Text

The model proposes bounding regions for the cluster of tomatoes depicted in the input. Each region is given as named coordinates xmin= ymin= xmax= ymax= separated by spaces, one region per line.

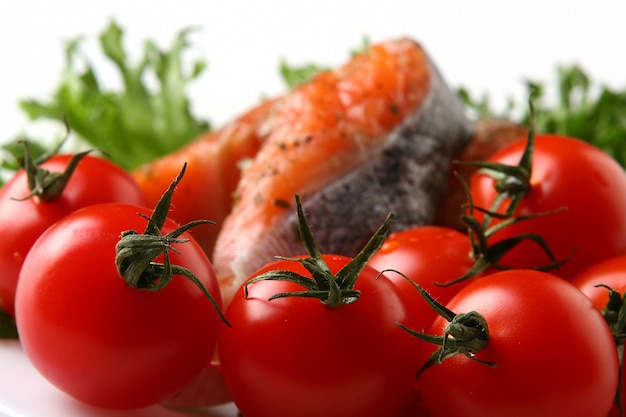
xmin=217 ymin=132 xmax=626 ymax=417
xmin=0 ymin=144 xmax=225 ymax=409
xmin=363 ymin=132 xmax=626 ymax=417
xmin=2 ymin=128 xmax=626 ymax=417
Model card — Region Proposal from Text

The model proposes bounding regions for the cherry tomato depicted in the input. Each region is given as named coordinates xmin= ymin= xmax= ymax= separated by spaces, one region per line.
xmin=570 ymin=255 xmax=626 ymax=417
xmin=218 ymin=254 xmax=421 ymax=417
xmin=368 ymin=226 xmax=488 ymax=333
xmin=0 ymin=154 xmax=148 ymax=318
xmin=571 ymin=254 xmax=626 ymax=313
xmin=469 ymin=134 xmax=626 ymax=279
xmin=15 ymin=203 xmax=222 ymax=409
xmin=416 ymin=269 xmax=618 ymax=417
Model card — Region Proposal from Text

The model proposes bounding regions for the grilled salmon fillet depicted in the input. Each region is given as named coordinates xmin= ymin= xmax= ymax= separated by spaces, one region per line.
xmin=212 ymin=38 xmax=473 ymax=306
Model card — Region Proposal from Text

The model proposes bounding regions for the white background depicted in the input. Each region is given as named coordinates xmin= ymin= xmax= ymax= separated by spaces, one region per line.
xmin=1 ymin=0 xmax=625 ymax=143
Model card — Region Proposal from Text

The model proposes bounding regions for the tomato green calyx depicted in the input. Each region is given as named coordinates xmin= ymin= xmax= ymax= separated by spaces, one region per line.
xmin=595 ymin=284 xmax=625 ymax=415
xmin=455 ymin=96 xmax=537 ymax=222
xmin=0 ymin=308 xmax=18 ymax=340
xmin=435 ymin=175 xmax=572 ymax=287
xmin=436 ymin=206 xmax=572 ymax=287
xmin=245 ymin=195 xmax=394 ymax=308
xmin=115 ymin=163 xmax=230 ymax=326
xmin=13 ymin=137 xmax=93 ymax=202
xmin=383 ymin=269 xmax=495 ymax=374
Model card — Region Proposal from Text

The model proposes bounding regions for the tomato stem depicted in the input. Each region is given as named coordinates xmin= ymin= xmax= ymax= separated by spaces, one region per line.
xmin=244 ymin=194 xmax=394 ymax=308
xmin=434 ymin=189 xmax=571 ymax=287
xmin=115 ymin=163 xmax=230 ymax=326
xmin=595 ymin=284 xmax=625 ymax=416
xmin=437 ymin=96 xmax=571 ymax=287
xmin=0 ymin=308 xmax=18 ymax=340
xmin=455 ymin=95 xmax=536 ymax=224
xmin=12 ymin=118 xmax=95 ymax=202
xmin=383 ymin=269 xmax=494 ymax=374
xmin=14 ymin=141 xmax=92 ymax=203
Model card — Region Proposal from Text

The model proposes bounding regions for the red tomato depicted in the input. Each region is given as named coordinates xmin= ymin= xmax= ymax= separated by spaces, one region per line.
xmin=570 ymin=255 xmax=626 ymax=417
xmin=393 ymin=389 xmax=430 ymax=417
xmin=15 ymin=203 xmax=222 ymax=409
xmin=368 ymin=226 xmax=487 ymax=333
xmin=469 ymin=134 xmax=626 ymax=279
xmin=0 ymin=154 xmax=148 ymax=318
xmin=416 ymin=269 xmax=618 ymax=417
xmin=570 ymin=254 xmax=626 ymax=313
xmin=218 ymin=254 xmax=421 ymax=417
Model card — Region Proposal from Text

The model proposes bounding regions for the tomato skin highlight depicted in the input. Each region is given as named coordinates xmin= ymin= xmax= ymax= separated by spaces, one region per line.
xmin=218 ymin=254 xmax=421 ymax=417
xmin=417 ymin=269 xmax=618 ymax=417
xmin=368 ymin=226 xmax=486 ymax=333
xmin=469 ymin=134 xmax=626 ymax=279
xmin=0 ymin=155 xmax=148 ymax=318
xmin=15 ymin=203 xmax=222 ymax=410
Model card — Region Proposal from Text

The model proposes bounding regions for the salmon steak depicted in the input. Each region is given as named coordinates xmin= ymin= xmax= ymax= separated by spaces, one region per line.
xmin=212 ymin=38 xmax=473 ymax=306
xmin=157 ymin=37 xmax=481 ymax=408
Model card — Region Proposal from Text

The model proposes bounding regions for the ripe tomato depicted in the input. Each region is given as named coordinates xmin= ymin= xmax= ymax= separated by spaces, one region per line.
xmin=218 ymin=254 xmax=421 ymax=417
xmin=570 ymin=255 xmax=626 ymax=417
xmin=368 ymin=226 xmax=488 ymax=333
xmin=15 ymin=203 xmax=223 ymax=409
xmin=416 ymin=269 xmax=618 ymax=417
xmin=0 ymin=153 xmax=148 ymax=318
xmin=570 ymin=254 xmax=626 ymax=315
xmin=469 ymin=134 xmax=626 ymax=279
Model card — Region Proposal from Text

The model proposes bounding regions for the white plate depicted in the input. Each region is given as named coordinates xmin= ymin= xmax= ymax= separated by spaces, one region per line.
xmin=0 ymin=340 xmax=238 ymax=417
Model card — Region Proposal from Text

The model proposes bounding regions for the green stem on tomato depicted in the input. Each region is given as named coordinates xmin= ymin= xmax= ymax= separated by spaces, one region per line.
xmin=434 ymin=182 xmax=571 ymax=287
xmin=595 ymin=284 xmax=625 ymax=416
xmin=244 ymin=194 xmax=394 ymax=308
xmin=436 ymin=96 xmax=571 ymax=287
xmin=455 ymin=94 xmax=537 ymax=226
xmin=114 ymin=163 xmax=230 ymax=326
xmin=0 ymin=308 xmax=18 ymax=340
xmin=382 ymin=269 xmax=495 ymax=374
xmin=13 ymin=121 xmax=93 ymax=203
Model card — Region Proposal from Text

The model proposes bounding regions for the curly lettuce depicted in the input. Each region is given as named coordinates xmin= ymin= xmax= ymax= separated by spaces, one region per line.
xmin=17 ymin=20 xmax=210 ymax=170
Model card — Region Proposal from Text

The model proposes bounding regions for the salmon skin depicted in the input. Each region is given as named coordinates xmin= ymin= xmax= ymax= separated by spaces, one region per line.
xmin=212 ymin=38 xmax=473 ymax=306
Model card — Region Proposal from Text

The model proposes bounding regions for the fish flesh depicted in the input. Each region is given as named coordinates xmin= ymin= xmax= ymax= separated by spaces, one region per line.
xmin=132 ymin=97 xmax=278 ymax=256
xmin=161 ymin=38 xmax=478 ymax=408
xmin=212 ymin=38 xmax=474 ymax=306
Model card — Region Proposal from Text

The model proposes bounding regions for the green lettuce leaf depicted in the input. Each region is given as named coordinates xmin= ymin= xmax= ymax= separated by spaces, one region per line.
xmin=18 ymin=20 xmax=210 ymax=170
xmin=459 ymin=65 xmax=626 ymax=168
